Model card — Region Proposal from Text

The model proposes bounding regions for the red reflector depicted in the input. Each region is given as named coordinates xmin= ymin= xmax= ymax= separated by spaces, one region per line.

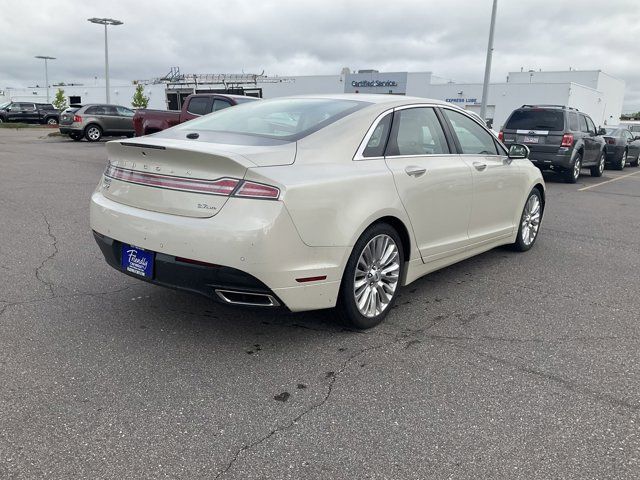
xmin=605 ymin=138 xmax=615 ymax=145
xmin=175 ymin=257 xmax=220 ymax=268
xmin=104 ymin=165 xmax=240 ymax=195
xmin=235 ymin=181 xmax=280 ymax=199
xmin=561 ymin=133 xmax=574 ymax=147
xmin=73 ymin=115 xmax=82 ymax=122
xmin=498 ymin=130 xmax=504 ymax=142
xmin=295 ymin=275 xmax=327 ymax=283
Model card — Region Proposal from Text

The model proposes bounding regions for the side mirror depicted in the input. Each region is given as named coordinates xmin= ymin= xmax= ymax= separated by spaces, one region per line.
xmin=508 ymin=143 xmax=530 ymax=160
xmin=5 ymin=107 xmax=11 ymax=111
xmin=598 ymin=127 xmax=607 ymax=136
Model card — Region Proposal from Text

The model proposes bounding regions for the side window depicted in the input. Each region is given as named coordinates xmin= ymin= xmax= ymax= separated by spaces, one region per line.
xmin=19 ymin=103 xmax=35 ymax=111
xmin=586 ymin=116 xmax=596 ymax=134
xmin=104 ymin=106 xmax=118 ymax=116
xmin=579 ymin=115 xmax=589 ymax=133
xmin=186 ymin=97 xmax=210 ymax=116
xmin=85 ymin=106 xmax=98 ymax=115
xmin=443 ymin=109 xmax=498 ymax=155
xmin=362 ymin=113 xmax=392 ymax=158
xmin=116 ymin=106 xmax=134 ymax=117
xmin=212 ymin=99 xmax=232 ymax=112
xmin=386 ymin=107 xmax=449 ymax=156
xmin=568 ymin=112 xmax=579 ymax=131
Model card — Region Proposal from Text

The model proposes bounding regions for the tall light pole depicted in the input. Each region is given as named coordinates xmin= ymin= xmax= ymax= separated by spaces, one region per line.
xmin=87 ymin=17 xmax=123 ymax=104
xmin=480 ymin=0 xmax=498 ymax=123
xmin=35 ymin=56 xmax=56 ymax=102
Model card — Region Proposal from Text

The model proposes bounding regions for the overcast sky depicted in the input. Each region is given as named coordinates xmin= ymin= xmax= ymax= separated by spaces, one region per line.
xmin=2 ymin=0 xmax=640 ymax=111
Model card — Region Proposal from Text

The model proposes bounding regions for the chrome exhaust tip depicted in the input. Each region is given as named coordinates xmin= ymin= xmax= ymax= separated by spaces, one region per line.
xmin=215 ymin=289 xmax=280 ymax=307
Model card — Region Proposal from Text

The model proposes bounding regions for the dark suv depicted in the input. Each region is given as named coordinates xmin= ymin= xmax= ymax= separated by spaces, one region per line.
xmin=500 ymin=105 xmax=606 ymax=183
xmin=0 ymin=102 xmax=60 ymax=125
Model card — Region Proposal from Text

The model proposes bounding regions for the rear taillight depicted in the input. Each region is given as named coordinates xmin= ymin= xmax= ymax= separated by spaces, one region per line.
xmin=234 ymin=181 xmax=280 ymax=199
xmin=605 ymin=137 xmax=615 ymax=145
xmin=498 ymin=131 xmax=504 ymax=142
xmin=561 ymin=133 xmax=574 ymax=147
xmin=73 ymin=115 xmax=82 ymax=122
xmin=104 ymin=165 xmax=280 ymax=199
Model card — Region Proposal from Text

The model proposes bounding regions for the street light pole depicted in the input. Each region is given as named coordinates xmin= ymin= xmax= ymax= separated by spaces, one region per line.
xmin=87 ymin=17 xmax=123 ymax=104
xmin=35 ymin=56 xmax=56 ymax=103
xmin=480 ymin=0 xmax=498 ymax=123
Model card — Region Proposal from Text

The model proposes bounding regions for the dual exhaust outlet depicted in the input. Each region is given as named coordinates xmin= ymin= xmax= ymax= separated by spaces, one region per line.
xmin=215 ymin=289 xmax=280 ymax=307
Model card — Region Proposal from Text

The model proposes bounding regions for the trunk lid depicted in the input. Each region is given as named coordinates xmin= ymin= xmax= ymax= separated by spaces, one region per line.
xmin=102 ymin=137 xmax=295 ymax=218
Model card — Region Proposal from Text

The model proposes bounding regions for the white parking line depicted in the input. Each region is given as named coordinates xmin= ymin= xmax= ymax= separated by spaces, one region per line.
xmin=579 ymin=170 xmax=640 ymax=192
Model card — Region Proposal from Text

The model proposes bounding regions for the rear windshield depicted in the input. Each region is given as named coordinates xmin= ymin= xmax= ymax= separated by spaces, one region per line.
xmin=505 ymin=109 xmax=565 ymax=131
xmin=177 ymin=98 xmax=369 ymax=140
xmin=604 ymin=128 xmax=621 ymax=136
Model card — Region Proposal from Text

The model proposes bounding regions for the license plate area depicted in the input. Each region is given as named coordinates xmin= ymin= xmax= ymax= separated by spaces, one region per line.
xmin=121 ymin=244 xmax=155 ymax=278
xmin=523 ymin=136 xmax=539 ymax=144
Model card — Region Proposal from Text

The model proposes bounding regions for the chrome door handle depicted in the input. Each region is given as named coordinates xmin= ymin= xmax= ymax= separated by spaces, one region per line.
xmin=473 ymin=162 xmax=487 ymax=172
xmin=405 ymin=166 xmax=426 ymax=177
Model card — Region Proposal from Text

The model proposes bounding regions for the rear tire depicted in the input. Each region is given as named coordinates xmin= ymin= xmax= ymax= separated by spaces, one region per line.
xmin=84 ymin=124 xmax=102 ymax=142
xmin=45 ymin=117 xmax=58 ymax=125
xmin=336 ymin=223 xmax=405 ymax=329
xmin=563 ymin=153 xmax=582 ymax=183
xmin=590 ymin=151 xmax=606 ymax=177
xmin=630 ymin=153 xmax=639 ymax=168
xmin=613 ymin=150 xmax=627 ymax=170
xmin=511 ymin=188 xmax=543 ymax=252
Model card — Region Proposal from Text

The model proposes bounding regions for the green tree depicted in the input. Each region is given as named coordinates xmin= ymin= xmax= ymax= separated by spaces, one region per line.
xmin=52 ymin=88 xmax=67 ymax=111
xmin=131 ymin=84 xmax=150 ymax=108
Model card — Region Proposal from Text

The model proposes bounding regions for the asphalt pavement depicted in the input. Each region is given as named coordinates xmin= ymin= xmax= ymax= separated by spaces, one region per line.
xmin=1 ymin=128 xmax=639 ymax=479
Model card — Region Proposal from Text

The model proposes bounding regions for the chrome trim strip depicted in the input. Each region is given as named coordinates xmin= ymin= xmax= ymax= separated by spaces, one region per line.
xmin=215 ymin=289 xmax=280 ymax=307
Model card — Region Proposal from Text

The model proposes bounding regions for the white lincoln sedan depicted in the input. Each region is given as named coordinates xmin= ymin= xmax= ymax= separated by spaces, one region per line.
xmin=90 ymin=95 xmax=544 ymax=328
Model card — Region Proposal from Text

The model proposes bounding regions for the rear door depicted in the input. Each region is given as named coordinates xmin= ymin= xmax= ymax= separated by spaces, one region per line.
xmin=442 ymin=107 xmax=525 ymax=243
xmin=383 ymin=106 xmax=473 ymax=260
xmin=579 ymin=114 xmax=597 ymax=163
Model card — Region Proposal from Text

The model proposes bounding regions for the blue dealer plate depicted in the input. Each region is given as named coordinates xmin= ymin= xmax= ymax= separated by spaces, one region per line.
xmin=121 ymin=244 xmax=154 ymax=278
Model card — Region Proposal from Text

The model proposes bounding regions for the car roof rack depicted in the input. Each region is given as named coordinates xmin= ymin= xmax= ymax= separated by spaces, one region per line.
xmin=521 ymin=104 xmax=578 ymax=111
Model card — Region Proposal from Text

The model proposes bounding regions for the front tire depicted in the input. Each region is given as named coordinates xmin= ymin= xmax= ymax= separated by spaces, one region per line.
xmin=84 ymin=124 xmax=102 ymax=142
xmin=590 ymin=151 xmax=606 ymax=177
xmin=511 ymin=188 xmax=543 ymax=252
xmin=564 ymin=153 xmax=582 ymax=183
xmin=336 ymin=223 xmax=404 ymax=329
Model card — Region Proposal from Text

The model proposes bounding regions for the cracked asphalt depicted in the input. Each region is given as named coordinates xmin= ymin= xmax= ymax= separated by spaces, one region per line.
xmin=1 ymin=128 xmax=639 ymax=479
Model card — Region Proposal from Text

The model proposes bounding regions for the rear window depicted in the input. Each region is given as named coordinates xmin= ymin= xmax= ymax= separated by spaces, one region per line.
xmin=604 ymin=128 xmax=621 ymax=136
xmin=178 ymin=98 xmax=368 ymax=140
xmin=505 ymin=109 xmax=565 ymax=131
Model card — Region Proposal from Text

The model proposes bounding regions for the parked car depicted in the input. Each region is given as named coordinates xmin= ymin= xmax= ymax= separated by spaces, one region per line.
xmin=0 ymin=101 xmax=60 ymax=125
xmin=59 ymin=104 xmax=135 ymax=142
xmin=602 ymin=127 xmax=640 ymax=169
xmin=90 ymin=95 xmax=545 ymax=329
xmin=499 ymin=105 xmax=606 ymax=183
xmin=133 ymin=93 xmax=259 ymax=137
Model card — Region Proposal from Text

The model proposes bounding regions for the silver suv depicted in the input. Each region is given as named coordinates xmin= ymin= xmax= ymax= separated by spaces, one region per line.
xmin=59 ymin=104 xmax=135 ymax=142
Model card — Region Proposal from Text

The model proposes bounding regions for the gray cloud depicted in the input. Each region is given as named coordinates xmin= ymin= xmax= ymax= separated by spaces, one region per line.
xmin=2 ymin=0 xmax=640 ymax=111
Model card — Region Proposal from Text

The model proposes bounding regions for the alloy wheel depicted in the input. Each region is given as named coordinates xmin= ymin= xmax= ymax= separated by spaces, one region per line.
xmin=598 ymin=154 xmax=605 ymax=174
xmin=87 ymin=127 xmax=100 ymax=141
xmin=573 ymin=157 xmax=582 ymax=180
xmin=621 ymin=151 xmax=627 ymax=169
xmin=353 ymin=234 xmax=400 ymax=318
xmin=47 ymin=118 xmax=58 ymax=125
xmin=521 ymin=194 xmax=541 ymax=246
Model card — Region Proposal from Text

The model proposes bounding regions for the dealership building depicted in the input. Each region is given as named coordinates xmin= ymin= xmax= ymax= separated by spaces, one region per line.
xmin=2 ymin=68 xmax=625 ymax=130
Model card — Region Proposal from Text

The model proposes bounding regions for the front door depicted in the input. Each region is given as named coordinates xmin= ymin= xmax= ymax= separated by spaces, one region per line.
xmin=441 ymin=108 xmax=526 ymax=243
xmin=384 ymin=106 xmax=473 ymax=261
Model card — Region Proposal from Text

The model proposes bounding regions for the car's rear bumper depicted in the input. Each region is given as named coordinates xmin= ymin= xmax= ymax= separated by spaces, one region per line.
xmin=89 ymin=190 xmax=348 ymax=312
xmin=59 ymin=127 xmax=82 ymax=135
xmin=604 ymin=145 xmax=625 ymax=162
xmin=527 ymin=150 xmax=573 ymax=169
